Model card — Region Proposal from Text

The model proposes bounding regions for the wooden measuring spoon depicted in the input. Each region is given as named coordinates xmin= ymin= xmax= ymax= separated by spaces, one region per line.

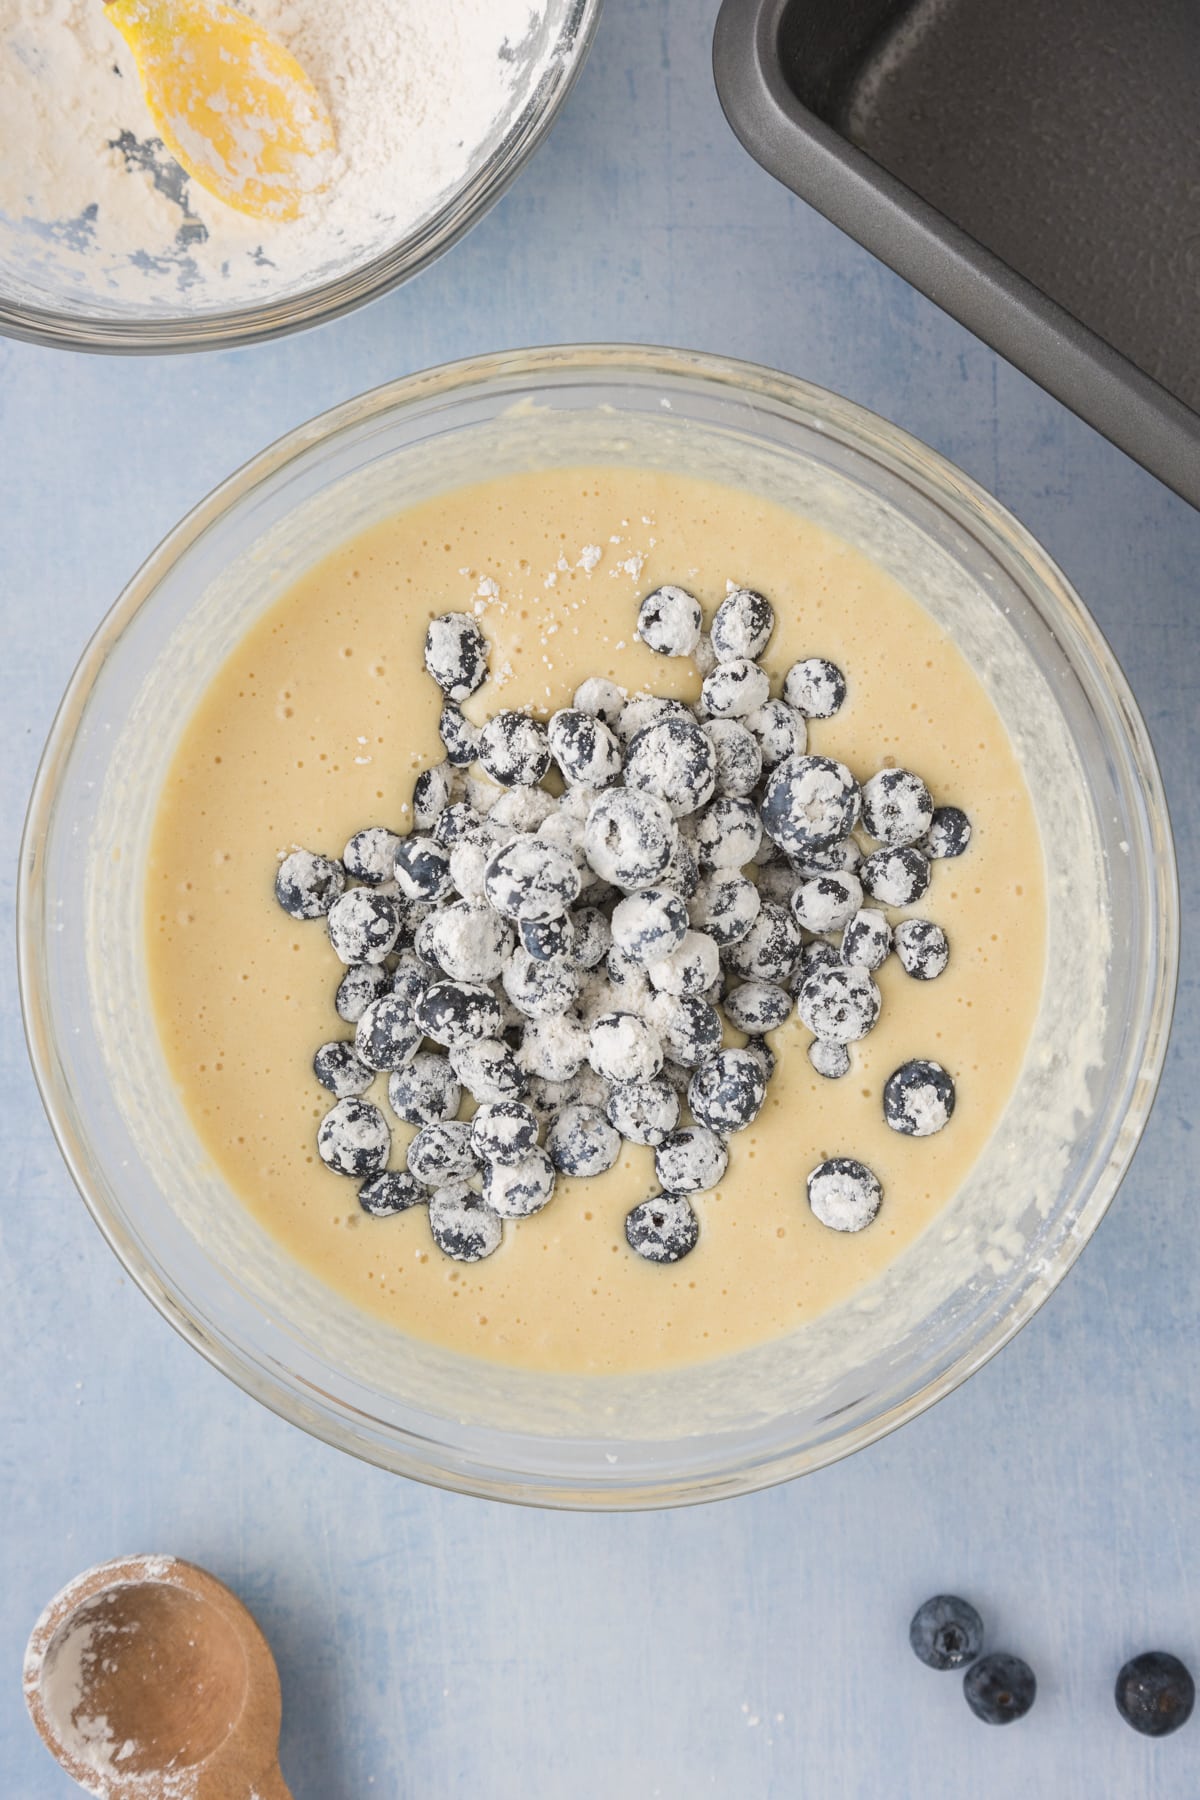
xmin=24 ymin=1555 xmax=292 ymax=1799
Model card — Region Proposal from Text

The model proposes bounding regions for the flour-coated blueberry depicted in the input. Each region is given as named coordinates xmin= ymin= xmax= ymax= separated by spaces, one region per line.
xmin=636 ymin=584 xmax=703 ymax=656
xmin=519 ymin=914 xmax=576 ymax=963
xmin=710 ymin=586 xmax=775 ymax=662
xmin=428 ymin=1185 xmax=502 ymax=1262
xmin=690 ymin=795 xmax=763 ymax=871
xmin=584 ymin=789 xmax=678 ymax=890
xmin=482 ymin=1147 xmax=556 ymax=1218
xmin=688 ymin=870 xmax=760 ymax=946
xmin=808 ymin=1039 xmax=851 ymax=1080
xmin=922 ymin=805 xmax=972 ymax=860
xmin=386 ymin=1052 xmax=462 ymax=1126
xmin=516 ymin=1012 xmax=590 ymax=1082
xmin=415 ymin=980 xmax=503 ymax=1047
xmin=646 ymin=929 xmax=721 ymax=998
xmin=547 ymin=707 xmax=623 ymax=787
xmin=625 ymin=1194 xmax=700 ymax=1263
xmin=806 ymin=1158 xmax=882 ymax=1231
xmin=860 ymin=845 xmax=931 ymax=908
xmin=796 ymin=962 xmax=881 ymax=1043
xmin=624 ymin=716 xmax=718 ymax=817
xmin=354 ymin=995 xmax=423 ymax=1071
xmin=313 ymin=1039 xmax=375 ymax=1099
xmin=705 ymin=719 xmax=763 ymax=797
xmin=605 ymin=1075 xmax=680 ymax=1145
xmin=783 ymin=657 xmax=846 ymax=719
xmin=546 ymin=1103 xmax=621 ymax=1177
xmin=790 ymin=871 xmax=863 ymax=935
xmin=722 ymin=980 xmax=792 ymax=1035
xmin=412 ymin=763 xmax=452 ymax=831
xmin=761 ymin=753 xmax=861 ymax=857
xmin=470 ymin=1101 xmax=540 ymax=1166
xmin=688 ymin=1049 xmax=767 ymax=1133
xmin=745 ymin=699 xmax=806 ymax=771
xmin=724 ymin=901 xmax=801 ymax=983
xmin=335 ymin=960 xmax=390 ymax=1024
xmin=438 ymin=702 xmax=480 ymax=768
xmin=611 ymin=885 xmax=689 ymax=964
xmin=343 ymin=827 xmax=403 ymax=886
xmin=424 ymin=612 xmax=488 ymax=701
xmin=484 ymin=838 xmax=581 ymax=922
xmin=358 ymin=1170 xmax=426 ymax=1217
xmin=862 ymin=767 xmax=934 ymax=846
xmin=840 ymin=908 xmax=892 ymax=971
xmin=573 ymin=676 xmax=626 ymax=726
xmin=588 ymin=1011 xmax=663 ymax=1083
xmin=570 ymin=906 xmax=612 ymax=969
xmin=502 ymin=947 xmax=581 ymax=1019
xmin=406 ymin=1119 xmax=478 ymax=1185
xmin=654 ymin=1125 xmax=728 ymax=1194
xmin=274 ymin=848 xmax=345 ymax=920
xmin=883 ymin=1059 xmax=955 ymax=1136
xmin=894 ymin=918 xmax=949 ymax=980
xmin=317 ymin=1097 xmax=390 ymax=1177
xmin=700 ymin=657 xmax=770 ymax=719
xmin=790 ymin=835 xmax=863 ymax=880
xmin=477 ymin=710 xmax=552 ymax=787
xmin=447 ymin=1037 xmax=528 ymax=1104
xmin=651 ymin=994 xmax=723 ymax=1068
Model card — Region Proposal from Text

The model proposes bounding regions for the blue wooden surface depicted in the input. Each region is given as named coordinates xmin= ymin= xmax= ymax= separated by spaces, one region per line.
xmin=3 ymin=3 xmax=1198 ymax=1794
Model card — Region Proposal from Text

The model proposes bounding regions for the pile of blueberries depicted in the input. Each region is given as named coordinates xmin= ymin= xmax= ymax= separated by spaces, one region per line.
xmin=274 ymin=580 xmax=970 ymax=1266
xmin=910 ymin=1594 xmax=1194 ymax=1736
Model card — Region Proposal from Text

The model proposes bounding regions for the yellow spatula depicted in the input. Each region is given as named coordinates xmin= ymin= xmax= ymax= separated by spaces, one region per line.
xmin=105 ymin=0 xmax=335 ymax=222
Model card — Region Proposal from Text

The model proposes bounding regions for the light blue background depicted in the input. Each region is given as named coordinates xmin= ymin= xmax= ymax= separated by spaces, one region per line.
xmin=3 ymin=3 xmax=1197 ymax=1794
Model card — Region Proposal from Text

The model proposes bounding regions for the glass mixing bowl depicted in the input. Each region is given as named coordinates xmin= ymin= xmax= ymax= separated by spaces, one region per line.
xmin=0 ymin=1 xmax=600 ymax=355
xmin=19 ymin=346 xmax=1178 ymax=1507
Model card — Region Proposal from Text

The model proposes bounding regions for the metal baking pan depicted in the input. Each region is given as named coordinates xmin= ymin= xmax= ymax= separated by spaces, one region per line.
xmin=713 ymin=0 xmax=1200 ymax=509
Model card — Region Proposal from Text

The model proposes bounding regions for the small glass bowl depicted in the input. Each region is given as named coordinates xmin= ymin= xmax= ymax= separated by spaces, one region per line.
xmin=18 ymin=346 xmax=1178 ymax=1507
xmin=0 ymin=1 xmax=600 ymax=355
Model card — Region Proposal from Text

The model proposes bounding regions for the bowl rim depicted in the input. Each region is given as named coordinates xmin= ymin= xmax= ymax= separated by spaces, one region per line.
xmin=17 ymin=343 xmax=1181 ymax=1507
xmin=0 ymin=0 xmax=601 ymax=357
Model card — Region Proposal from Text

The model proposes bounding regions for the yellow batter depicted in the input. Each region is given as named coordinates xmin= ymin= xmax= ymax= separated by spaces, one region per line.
xmin=145 ymin=466 xmax=1046 ymax=1374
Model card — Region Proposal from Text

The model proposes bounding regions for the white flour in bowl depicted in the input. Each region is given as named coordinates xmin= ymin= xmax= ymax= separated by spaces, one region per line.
xmin=1 ymin=0 xmax=553 ymax=313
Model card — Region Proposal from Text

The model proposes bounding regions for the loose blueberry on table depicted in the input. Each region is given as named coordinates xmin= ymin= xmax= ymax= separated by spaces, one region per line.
xmin=909 ymin=1595 xmax=984 ymax=1671
xmin=1114 ymin=1651 xmax=1195 ymax=1737
xmin=274 ymin=576 xmax=971 ymax=1266
xmin=962 ymin=1653 xmax=1037 ymax=1725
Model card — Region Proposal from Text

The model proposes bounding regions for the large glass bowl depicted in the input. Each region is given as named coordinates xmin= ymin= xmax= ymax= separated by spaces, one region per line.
xmin=0 ymin=1 xmax=599 ymax=355
xmin=18 ymin=347 xmax=1178 ymax=1507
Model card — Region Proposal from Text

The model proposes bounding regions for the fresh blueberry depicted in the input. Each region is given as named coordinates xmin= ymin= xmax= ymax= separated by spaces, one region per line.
xmin=894 ymin=918 xmax=950 ymax=980
xmin=710 ymin=586 xmax=775 ymax=662
xmin=393 ymin=833 xmax=454 ymax=903
xmin=625 ymin=1194 xmax=700 ymax=1263
xmin=761 ymin=754 xmax=861 ymax=857
xmin=688 ymin=1048 xmax=767 ymax=1134
xmin=922 ymin=805 xmax=972 ymax=860
xmin=883 ymin=1059 xmax=956 ymax=1137
xmin=546 ymin=1103 xmax=622 ymax=1177
xmin=519 ymin=914 xmax=576 ymax=962
xmin=406 ymin=1120 xmax=478 ymax=1185
xmin=782 ymin=656 xmax=846 ymax=719
xmin=722 ymin=981 xmax=792 ymax=1035
xmin=354 ymin=995 xmax=423 ymax=1072
xmin=724 ymin=901 xmax=801 ymax=984
xmin=651 ymin=994 xmax=723 ymax=1068
xmin=584 ymin=789 xmax=679 ymax=891
xmin=605 ymin=1075 xmax=681 ymax=1146
xmin=808 ymin=1039 xmax=850 ymax=1080
xmin=414 ymin=980 xmax=503 ymax=1048
xmin=688 ymin=870 xmax=761 ymax=946
xmin=841 ymin=908 xmax=892 ymax=971
xmin=797 ymin=962 xmax=881 ymax=1043
xmin=313 ymin=1039 xmax=375 ymax=1099
xmin=862 ymin=768 xmax=934 ymax=846
xmin=316 ymin=1097 xmax=390 ymax=1177
xmin=790 ymin=871 xmax=863 ymax=935
xmin=646 ymin=929 xmax=721 ymax=998
xmin=860 ymin=845 xmax=931 ymax=908
xmin=963 ymin=1653 xmax=1037 ymax=1726
xmin=437 ymin=702 xmax=480 ymax=767
xmin=690 ymin=795 xmax=763 ymax=870
xmin=385 ymin=1052 xmax=461 ymax=1126
xmin=482 ymin=1146 xmax=557 ymax=1218
xmin=908 ymin=1595 xmax=984 ymax=1671
xmin=469 ymin=1101 xmax=540 ymax=1166
xmin=477 ymin=710 xmax=552 ymax=787
xmin=274 ymin=848 xmax=345 ymax=920
xmin=358 ymin=1170 xmax=426 ymax=1218
xmin=411 ymin=763 xmax=452 ymax=831
xmin=547 ymin=707 xmax=623 ymax=787
xmin=335 ymin=960 xmax=390 ymax=1024
xmin=705 ymin=719 xmax=763 ymax=798
xmin=1114 ymin=1652 xmax=1195 ymax=1737
xmin=806 ymin=1158 xmax=882 ymax=1231
xmin=624 ymin=717 xmax=718 ymax=817
xmin=428 ymin=1185 xmax=503 ymax=1262
xmin=502 ymin=947 xmax=581 ymax=1019
xmin=745 ymin=698 xmax=807 ymax=770
xmin=485 ymin=838 xmax=581 ymax=922
xmin=573 ymin=675 xmax=626 ymax=726
xmin=423 ymin=612 xmax=488 ymax=701
xmin=636 ymin=584 xmax=703 ymax=656
xmin=588 ymin=1011 xmax=664 ymax=1083
xmin=447 ymin=1036 xmax=528 ymax=1105
xmin=700 ymin=656 xmax=771 ymax=720
xmin=654 ymin=1125 xmax=728 ymax=1194
xmin=611 ymin=886 xmax=689 ymax=965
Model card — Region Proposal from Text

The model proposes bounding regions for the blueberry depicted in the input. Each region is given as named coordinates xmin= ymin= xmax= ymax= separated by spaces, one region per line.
xmin=412 ymin=763 xmax=452 ymax=831
xmin=470 ymin=1101 xmax=541 ymax=1166
xmin=922 ymin=805 xmax=972 ymax=860
xmin=646 ymin=929 xmax=721 ymax=998
xmin=385 ymin=1052 xmax=461 ymax=1126
xmin=742 ymin=1035 xmax=777 ymax=1082
xmin=789 ymin=938 xmax=843 ymax=993
xmin=447 ymin=1036 xmax=528 ymax=1104
xmin=393 ymin=833 xmax=454 ymax=903
xmin=605 ymin=1075 xmax=681 ymax=1145
xmin=841 ymin=908 xmax=892 ymax=971
xmin=883 ymin=1059 xmax=955 ymax=1137
xmin=584 ymin=789 xmax=678 ymax=890
xmin=862 ymin=768 xmax=934 ymax=847
xmin=274 ymin=848 xmax=345 ymax=920
xmin=651 ymin=994 xmax=723 ymax=1068
xmin=342 ymin=827 xmax=402 ymax=886
xmin=476 ymin=710 xmax=552 ymax=787
xmin=571 ymin=906 xmax=612 ymax=969
xmin=724 ymin=901 xmax=801 ymax=984
xmin=783 ymin=656 xmax=846 ymax=719
xmin=546 ymin=1103 xmax=622 ymax=1177
xmin=313 ymin=1039 xmax=375 ymax=1099
xmin=391 ymin=952 xmax=433 ymax=1009
xmin=690 ymin=795 xmax=763 ymax=871
xmin=722 ymin=980 xmax=792 ymax=1035
xmin=636 ymin=584 xmax=702 ymax=656
xmin=700 ymin=657 xmax=771 ymax=720
xmin=625 ymin=1194 xmax=700 ymax=1263
xmin=860 ymin=845 xmax=931 ymax=908
xmin=908 ymin=1596 xmax=984 ymax=1671
xmin=624 ymin=717 xmax=718 ymax=817
xmin=485 ymin=839 xmax=581 ymax=922
xmin=588 ymin=1011 xmax=664 ymax=1083
xmin=658 ymin=834 xmax=701 ymax=902
xmin=547 ymin=707 xmax=624 ymax=787
xmin=358 ymin=1170 xmax=426 ymax=1218
xmin=790 ymin=871 xmax=864 ymax=935
xmin=438 ymin=702 xmax=480 ymax=767
xmin=414 ymin=980 xmax=503 ymax=1048
xmin=688 ymin=1049 xmax=767 ymax=1134
xmin=354 ymin=995 xmax=423 ymax=1072
xmin=761 ymin=753 xmax=861 ymax=859
xmin=894 ymin=918 xmax=949 ymax=980
xmin=689 ymin=870 xmax=761 ymax=946
xmin=519 ymin=914 xmax=576 ymax=963
xmin=611 ymin=886 xmax=689 ymax=965
xmin=424 ymin=611 xmax=488 ymax=701
xmin=654 ymin=1125 xmax=728 ymax=1194
xmin=753 ymin=862 xmax=802 ymax=909
xmin=432 ymin=800 xmax=485 ymax=848
xmin=573 ymin=675 xmax=626 ymax=726
xmin=406 ymin=1119 xmax=478 ymax=1185
xmin=317 ymin=1097 xmax=390 ymax=1177
xmin=326 ymin=888 xmax=401 ymax=965
xmin=705 ymin=719 xmax=763 ymax=798
xmin=808 ymin=1039 xmax=850 ymax=1080
xmin=335 ymin=960 xmax=390 ymax=1024
xmin=428 ymin=1185 xmax=503 ymax=1262
xmin=745 ymin=699 xmax=806 ymax=771
xmin=502 ymin=947 xmax=581 ymax=1019
xmin=489 ymin=786 xmax=558 ymax=832
xmin=615 ymin=693 xmax=691 ymax=746
xmin=797 ymin=962 xmax=881 ymax=1043
xmin=603 ymin=946 xmax=654 ymax=1012
xmin=806 ymin=1158 xmax=882 ymax=1231
xmin=963 ymin=1653 xmax=1037 ymax=1726
xmin=517 ymin=1012 xmax=590 ymax=1082
xmin=710 ymin=586 xmax=775 ymax=662
xmin=483 ymin=1147 xmax=557 ymax=1218
xmin=1114 ymin=1651 xmax=1195 ymax=1737
xmin=424 ymin=899 xmax=512 ymax=983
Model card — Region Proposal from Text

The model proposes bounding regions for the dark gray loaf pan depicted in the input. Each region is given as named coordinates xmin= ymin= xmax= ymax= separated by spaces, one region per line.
xmin=713 ymin=0 xmax=1200 ymax=509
